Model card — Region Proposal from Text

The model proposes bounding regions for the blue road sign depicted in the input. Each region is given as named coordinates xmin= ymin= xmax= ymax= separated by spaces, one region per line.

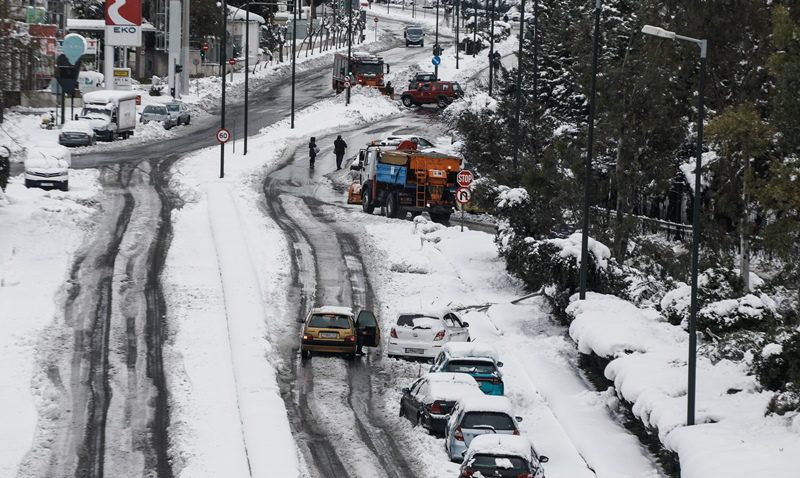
xmin=432 ymin=56 xmax=441 ymax=66
xmin=62 ymin=34 xmax=87 ymax=65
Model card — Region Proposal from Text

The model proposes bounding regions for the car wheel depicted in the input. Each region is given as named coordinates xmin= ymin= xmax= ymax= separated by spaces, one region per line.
xmin=60 ymin=181 xmax=69 ymax=192
xmin=185 ymin=116 xmax=191 ymax=125
xmin=362 ymin=185 xmax=375 ymax=214
xmin=405 ymin=41 xmax=410 ymax=47
xmin=421 ymin=41 xmax=424 ymax=48
xmin=401 ymin=95 xmax=415 ymax=108
xmin=437 ymin=96 xmax=450 ymax=109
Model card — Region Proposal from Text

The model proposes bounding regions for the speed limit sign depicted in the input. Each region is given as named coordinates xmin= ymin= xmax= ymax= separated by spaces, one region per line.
xmin=216 ymin=128 xmax=231 ymax=144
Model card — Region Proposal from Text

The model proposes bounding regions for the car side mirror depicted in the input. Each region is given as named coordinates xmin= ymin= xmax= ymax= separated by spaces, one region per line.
xmin=539 ymin=456 xmax=549 ymax=463
xmin=385 ymin=64 xmax=390 ymax=74
xmin=462 ymin=322 xmax=469 ymax=327
xmin=515 ymin=416 xmax=523 ymax=422
xmin=497 ymin=361 xmax=504 ymax=367
xmin=402 ymin=387 xmax=410 ymax=394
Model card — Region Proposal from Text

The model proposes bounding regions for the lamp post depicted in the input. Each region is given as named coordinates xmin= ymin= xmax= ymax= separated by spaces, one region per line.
xmin=455 ymin=0 xmax=459 ymax=69
xmin=487 ymin=0 xmax=495 ymax=95
xmin=347 ymin=0 xmax=353 ymax=105
xmin=238 ymin=1 xmax=276 ymax=154
xmin=641 ymin=23 xmax=707 ymax=428
xmin=291 ymin=0 xmax=297 ymax=127
xmin=510 ymin=0 xmax=526 ymax=183
xmin=472 ymin=3 xmax=477 ymax=57
xmin=578 ymin=0 xmax=601 ymax=298
xmin=220 ymin=0 xmax=228 ymax=178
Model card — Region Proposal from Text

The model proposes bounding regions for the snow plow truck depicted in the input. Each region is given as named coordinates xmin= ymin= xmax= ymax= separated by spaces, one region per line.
xmin=332 ymin=52 xmax=392 ymax=96
xmin=348 ymin=140 xmax=462 ymax=223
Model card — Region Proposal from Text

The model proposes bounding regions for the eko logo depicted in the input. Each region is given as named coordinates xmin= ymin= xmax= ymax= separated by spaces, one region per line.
xmin=105 ymin=0 xmax=142 ymax=26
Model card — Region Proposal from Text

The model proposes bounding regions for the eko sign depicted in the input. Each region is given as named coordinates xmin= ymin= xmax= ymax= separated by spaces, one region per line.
xmin=105 ymin=0 xmax=143 ymax=47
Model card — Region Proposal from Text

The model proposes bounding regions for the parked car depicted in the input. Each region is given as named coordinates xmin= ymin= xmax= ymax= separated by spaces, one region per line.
xmin=58 ymin=120 xmax=96 ymax=147
xmin=430 ymin=343 xmax=504 ymax=395
xmin=400 ymin=373 xmax=482 ymax=434
xmin=444 ymin=394 xmax=523 ymax=462
xmin=140 ymin=104 xmax=177 ymax=129
xmin=387 ymin=311 xmax=470 ymax=359
xmin=404 ymin=25 xmax=425 ymax=47
xmin=300 ymin=306 xmax=380 ymax=358
xmin=459 ymin=434 xmax=549 ymax=478
xmin=400 ymin=81 xmax=464 ymax=108
xmin=24 ymin=146 xmax=71 ymax=191
xmin=165 ymin=101 xmax=191 ymax=126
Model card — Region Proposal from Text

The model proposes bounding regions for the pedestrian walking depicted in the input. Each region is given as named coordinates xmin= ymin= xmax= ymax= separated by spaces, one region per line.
xmin=333 ymin=134 xmax=348 ymax=170
xmin=309 ymin=136 xmax=319 ymax=167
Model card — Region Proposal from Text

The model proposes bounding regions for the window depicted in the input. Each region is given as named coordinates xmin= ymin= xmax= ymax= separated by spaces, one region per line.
xmin=445 ymin=360 xmax=497 ymax=374
xmin=469 ymin=454 xmax=527 ymax=472
xmin=444 ymin=315 xmax=457 ymax=328
xmin=308 ymin=314 xmax=352 ymax=329
xmin=461 ymin=412 xmax=515 ymax=430
xmin=397 ymin=314 xmax=440 ymax=328
xmin=166 ymin=104 xmax=180 ymax=113
xmin=442 ymin=84 xmax=450 ymax=91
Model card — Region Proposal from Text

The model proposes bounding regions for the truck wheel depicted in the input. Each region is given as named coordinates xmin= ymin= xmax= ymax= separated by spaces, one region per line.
xmin=437 ymin=96 xmax=450 ymax=109
xmin=386 ymin=193 xmax=400 ymax=218
xmin=362 ymin=185 xmax=375 ymax=214
xmin=430 ymin=212 xmax=451 ymax=224
xmin=60 ymin=181 xmax=69 ymax=192
xmin=402 ymin=95 xmax=415 ymax=108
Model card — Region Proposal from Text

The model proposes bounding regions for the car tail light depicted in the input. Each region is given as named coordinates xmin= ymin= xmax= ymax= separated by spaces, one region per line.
xmin=347 ymin=335 xmax=356 ymax=342
xmin=433 ymin=330 xmax=446 ymax=341
xmin=516 ymin=474 xmax=533 ymax=478
xmin=513 ymin=429 xmax=520 ymax=436
xmin=429 ymin=402 xmax=442 ymax=414
xmin=460 ymin=470 xmax=474 ymax=477
xmin=391 ymin=327 xmax=398 ymax=338
xmin=454 ymin=427 xmax=464 ymax=441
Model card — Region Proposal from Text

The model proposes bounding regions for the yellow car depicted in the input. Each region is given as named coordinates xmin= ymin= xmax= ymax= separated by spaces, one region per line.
xmin=301 ymin=306 xmax=380 ymax=358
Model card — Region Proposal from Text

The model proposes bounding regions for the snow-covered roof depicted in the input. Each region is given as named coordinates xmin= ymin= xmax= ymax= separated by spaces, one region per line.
xmin=227 ymin=5 xmax=266 ymax=24
xmin=25 ymin=146 xmax=71 ymax=168
xmin=443 ymin=342 xmax=500 ymax=362
xmin=82 ymin=90 xmax=138 ymax=104
xmin=67 ymin=18 xmax=157 ymax=32
xmin=61 ymin=120 xmax=94 ymax=135
xmin=457 ymin=394 xmax=514 ymax=415
xmin=426 ymin=373 xmax=481 ymax=401
xmin=311 ymin=306 xmax=354 ymax=317
xmin=466 ymin=434 xmax=532 ymax=459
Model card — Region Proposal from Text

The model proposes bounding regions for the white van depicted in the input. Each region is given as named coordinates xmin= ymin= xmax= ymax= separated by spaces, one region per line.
xmin=24 ymin=146 xmax=71 ymax=191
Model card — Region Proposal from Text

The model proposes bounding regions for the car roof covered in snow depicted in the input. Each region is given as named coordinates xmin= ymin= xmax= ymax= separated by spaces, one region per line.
xmin=310 ymin=306 xmax=354 ymax=317
xmin=25 ymin=146 xmax=71 ymax=167
xmin=82 ymin=90 xmax=138 ymax=104
xmin=61 ymin=120 xmax=95 ymax=134
xmin=456 ymin=394 xmax=515 ymax=415
xmin=443 ymin=342 xmax=500 ymax=362
xmin=465 ymin=434 xmax=533 ymax=459
xmin=424 ymin=373 xmax=481 ymax=400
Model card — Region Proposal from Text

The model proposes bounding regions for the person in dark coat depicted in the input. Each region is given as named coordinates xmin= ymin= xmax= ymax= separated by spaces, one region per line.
xmin=333 ymin=135 xmax=348 ymax=170
xmin=309 ymin=137 xmax=319 ymax=167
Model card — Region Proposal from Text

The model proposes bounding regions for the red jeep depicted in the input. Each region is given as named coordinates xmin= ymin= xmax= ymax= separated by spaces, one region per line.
xmin=400 ymin=81 xmax=464 ymax=108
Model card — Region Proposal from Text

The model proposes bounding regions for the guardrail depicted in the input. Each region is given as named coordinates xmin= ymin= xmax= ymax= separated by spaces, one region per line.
xmin=591 ymin=206 xmax=693 ymax=241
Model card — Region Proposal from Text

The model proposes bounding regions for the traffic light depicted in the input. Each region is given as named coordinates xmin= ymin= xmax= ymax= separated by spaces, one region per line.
xmin=200 ymin=50 xmax=205 ymax=61
xmin=175 ymin=64 xmax=183 ymax=73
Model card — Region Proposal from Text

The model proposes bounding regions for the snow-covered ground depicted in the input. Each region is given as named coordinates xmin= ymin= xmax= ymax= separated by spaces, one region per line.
xmin=0 ymin=171 xmax=101 ymax=476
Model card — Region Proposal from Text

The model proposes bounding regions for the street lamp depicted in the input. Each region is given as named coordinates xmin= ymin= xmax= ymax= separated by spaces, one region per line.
xmin=291 ymin=0 xmax=298 ymax=127
xmin=578 ymin=0 xmax=602 ymax=297
xmin=641 ymin=23 xmax=707 ymax=428
xmin=220 ymin=0 xmax=229 ymax=178
xmin=434 ymin=0 xmax=440 ymax=78
xmin=347 ymin=0 xmax=353 ymax=105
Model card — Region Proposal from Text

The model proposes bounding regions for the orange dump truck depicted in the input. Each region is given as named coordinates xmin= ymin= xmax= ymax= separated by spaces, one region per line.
xmin=348 ymin=141 xmax=462 ymax=223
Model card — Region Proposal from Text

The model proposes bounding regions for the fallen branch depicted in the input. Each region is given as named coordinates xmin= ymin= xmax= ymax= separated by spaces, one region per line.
xmin=452 ymin=288 xmax=544 ymax=312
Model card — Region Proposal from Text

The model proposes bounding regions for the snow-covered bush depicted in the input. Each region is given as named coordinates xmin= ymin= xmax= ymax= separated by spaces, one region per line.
xmin=660 ymin=268 xmax=745 ymax=327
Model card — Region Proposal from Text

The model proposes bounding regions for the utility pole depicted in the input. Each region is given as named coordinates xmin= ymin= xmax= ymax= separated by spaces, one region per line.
xmin=472 ymin=4 xmax=477 ymax=57
xmin=181 ymin=0 xmax=190 ymax=95
xmin=291 ymin=0 xmax=297 ymax=126
xmin=511 ymin=0 xmax=525 ymax=184
xmin=488 ymin=0 xmax=495 ymax=96
xmin=455 ymin=0 xmax=459 ymax=69
xmin=434 ymin=0 xmax=440 ymax=79
xmin=245 ymin=1 xmax=250 ymax=152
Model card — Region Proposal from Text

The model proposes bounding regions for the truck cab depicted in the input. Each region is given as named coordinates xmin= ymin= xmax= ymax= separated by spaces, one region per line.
xmin=332 ymin=52 xmax=391 ymax=93
xmin=353 ymin=142 xmax=461 ymax=223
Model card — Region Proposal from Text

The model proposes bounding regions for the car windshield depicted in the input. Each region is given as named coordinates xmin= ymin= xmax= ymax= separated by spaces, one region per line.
xmin=397 ymin=314 xmax=440 ymax=328
xmin=461 ymin=412 xmax=515 ymax=430
xmin=82 ymin=107 xmax=110 ymax=117
xmin=144 ymin=105 xmax=167 ymax=114
xmin=407 ymin=28 xmax=423 ymax=35
xmin=469 ymin=454 xmax=527 ymax=471
xmin=166 ymin=104 xmax=180 ymax=112
xmin=356 ymin=63 xmax=383 ymax=75
xmin=308 ymin=314 xmax=352 ymax=329
xmin=446 ymin=360 xmax=497 ymax=374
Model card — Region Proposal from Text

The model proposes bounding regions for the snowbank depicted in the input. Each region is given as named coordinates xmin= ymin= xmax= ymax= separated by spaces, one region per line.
xmin=567 ymin=293 xmax=800 ymax=478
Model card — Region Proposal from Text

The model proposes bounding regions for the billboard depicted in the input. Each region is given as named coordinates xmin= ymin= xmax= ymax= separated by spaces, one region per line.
xmin=105 ymin=0 xmax=143 ymax=47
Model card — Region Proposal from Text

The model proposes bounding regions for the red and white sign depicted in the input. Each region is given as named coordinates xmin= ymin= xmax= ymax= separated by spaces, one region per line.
xmin=105 ymin=0 xmax=143 ymax=47
xmin=456 ymin=170 xmax=474 ymax=188
xmin=216 ymin=128 xmax=231 ymax=144
xmin=228 ymin=58 xmax=237 ymax=66
xmin=344 ymin=80 xmax=351 ymax=88
xmin=374 ymin=17 xmax=379 ymax=23
xmin=455 ymin=187 xmax=472 ymax=205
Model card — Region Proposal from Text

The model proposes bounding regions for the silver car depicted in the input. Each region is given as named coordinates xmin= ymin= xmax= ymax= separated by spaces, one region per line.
xmin=166 ymin=101 xmax=191 ymax=125
xmin=140 ymin=104 xmax=177 ymax=129
xmin=444 ymin=395 xmax=522 ymax=462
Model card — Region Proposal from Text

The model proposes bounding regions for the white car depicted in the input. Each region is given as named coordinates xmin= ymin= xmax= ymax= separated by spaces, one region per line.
xmin=387 ymin=311 xmax=470 ymax=359
xmin=379 ymin=135 xmax=436 ymax=150
xmin=460 ymin=434 xmax=549 ymax=478
xmin=24 ymin=146 xmax=71 ymax=191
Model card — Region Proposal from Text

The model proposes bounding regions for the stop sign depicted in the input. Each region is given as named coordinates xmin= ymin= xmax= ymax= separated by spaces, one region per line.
xmin=228 ymin=58 xmax=236 ymax=65
xmin=202 ymin=42 xmax=209 ymax=51
xmin=457 ymin=170 xmax=474 ymax=188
